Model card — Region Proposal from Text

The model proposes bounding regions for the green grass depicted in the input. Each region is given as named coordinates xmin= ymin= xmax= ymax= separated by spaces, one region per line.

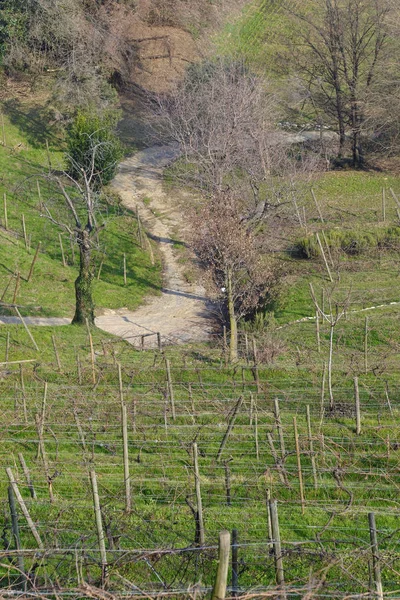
xmin=0 ymin=100 xmax=162 ymax=317
xmin=0 ymin=323 xmax=399 ymax=593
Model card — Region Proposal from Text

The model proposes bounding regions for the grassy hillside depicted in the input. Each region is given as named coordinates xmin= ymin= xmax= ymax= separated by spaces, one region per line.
xmin=0 ymin=98 xmax=161 ymax=318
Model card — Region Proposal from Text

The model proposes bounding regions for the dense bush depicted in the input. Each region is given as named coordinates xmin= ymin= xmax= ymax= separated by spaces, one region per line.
xmin=66 ymin=111 xmax=123 ymax=189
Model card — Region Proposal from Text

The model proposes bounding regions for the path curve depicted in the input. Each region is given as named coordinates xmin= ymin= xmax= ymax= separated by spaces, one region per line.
xmin=95 ymin=144 xmax=215 ymax=347
xmin=0 ymin=145 xmax=215 ymax=347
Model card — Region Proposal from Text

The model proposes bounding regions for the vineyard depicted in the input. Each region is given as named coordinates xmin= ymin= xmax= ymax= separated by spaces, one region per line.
xmin=0 ymin=322 xmax=399 ymax=599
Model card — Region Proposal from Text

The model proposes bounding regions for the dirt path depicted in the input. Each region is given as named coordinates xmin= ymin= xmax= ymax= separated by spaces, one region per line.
xmin=95 ymin=144 xmax=215 ymax=347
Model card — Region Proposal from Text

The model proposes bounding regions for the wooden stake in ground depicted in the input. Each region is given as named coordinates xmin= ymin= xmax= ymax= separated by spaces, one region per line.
xmin=211 ymin=530 xmax=230 ymax=600
xmin=36 ymin=382 xmax=47 ymax=459
xmin=97 ymin=256 xmax=104 ymax=281
xmin=368 ymin=512 xmax=384 ymax=600
xmin=1 ymin=271 xmax=15 ymax=302
xmin=12 ymin=272 xmax=20 ymax=304
xmin=216 ymin=396 xmax=243 ymax=462
xmin=18 ymin=453 xmax=36 ymax=499
xmin=1 ymin=113 xmax=6 ymax=146
xmin=37 ymin=180 xmax=42 ymax=211
xmin=118 ymin=364 xmax=131 ymax=513
xmin=316 ymin=311 xmax=321 ymax=353
xmin=21 ymin=214 xmax=28 ymax=250
xmin=269 ymin=500 xmax=285 ymax=596
xmin=293 ymin=417 xmax=305 ymax=514
xmin=6 ymin=468 xmax=44 ymax=549
xmin=27 ymin=242 xmax=41 ymax=283
xmin=316 ymin=233 xmax=333 ymax=282
xmin=15 ymin=307 xmax=39 ymax=351
xmin=123 ymin=253 xmax=127 ymax=285
xmin=8 ymin=485 xmax=26 ymax=589
xmin=311 ymin=189 xmax=324 ymax=223
xmin=193 ymin=442 xmax=205 ymax=546
xmin=306 ymin=405 xmax=318 ymax=490
xmin=165 ymin=359 xmax=176 ymax=420
xmin=3 ymin=192 xmax=8 ymax=230
xmin=35 ymin=413 xmax=54 ymax=503
xmin=364 ymin=316 xmax=369 ymax=375
xmin=354 ymin=376 xmax=362 ymax=435
xmin=382 ymin=188 xmax=386 ymax=222
xmin=274 ymin=398 xmax=286 ymax=459
xmin=52 ymin=334 xmax=62 ymax=372
xmin=90 ymin=470 xmax=108 ymax=586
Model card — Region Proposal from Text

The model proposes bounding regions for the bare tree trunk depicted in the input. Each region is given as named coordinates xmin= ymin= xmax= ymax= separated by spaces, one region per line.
xmin=73 ymin=229 xmax=95 ymax=324
xmin=226 ymin=269 xmax=238 ymax=362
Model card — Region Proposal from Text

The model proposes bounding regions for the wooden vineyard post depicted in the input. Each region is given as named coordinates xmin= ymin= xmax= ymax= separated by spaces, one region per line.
xmin=216 ymin=396 xmax=243 ymax=462
xmin=211 ymin=530 xmax=230 ymax=600
xmin=311 ymin=189 xmax=324 ymax=223
xmin=36 ymin=382 xmax=47 ymax=459
xmin=231 ymin=529 xmax=239 ymax=597
xmin=1 ymin=112 xmax=5 ymax=146
xmin=8 ymin=485 xmax=26 ymax=589
xmin=15 ymin=307 xmax=39 ymax=351
xmin=118 ymin=364 xmax=131 ymax=513
xmin=90 ymin=470 xmax=108 ymax=586
xmin=19 ymin=364 xmax=28 ymax=425
xmin=3 ymin=192 xmax=8 ymax=230
xmin=252 ymin=338 xmax=260 ymax=393
xmin=1 ymin=271 xmax=15 ymax=302
xmin=316 ymin=311 xmax=321 ymax=353
xmin=269 ymin=500 xmax=285 ymax=597
xmin=137 ymin=206 xmax=144 ymax=249
xmin=6 ymin=468 xmax=43 ymax=549
xmin=37 ymin=180 xmax=42 ymax=211
xmin=21 ymin=214 xmax=28 ymax=250
xmin=27 ymin=242 xmax=41 ymax=283
xmin=293 ymin=416 xmax=305 ymax=514
xmin=165 ymin=359 xmax=176 ymax=420
xmin=157 ymin=332 xmax=162 ymax=352
xmin=45 ymin=139 xmax=51 ymax=170
xmin=354 ymin=376 xmax=362 ymax=435
xmin=193 ymin=442 xmax=205 ymax=546
xmin=52 ymin=335 xmax=62 ymax=372
xmin=35 ymin=413 xmax=54 ymax=503
xmin=266 ymin=489 xmax=273 ymax=550
xmin=274 ymin=398 xmax=286 ymax=459
xmin=254 ymin=406 xmax=259 ymax=461
xmin=368 ymin=512 xmax=384 ymax=600
xmin=316 ymin=232 xmax=333 ymax=282
xmin=123 ymin=253 xmax=127 ymax=285
xmin=382 ymin=188 xmax=386 ymax=222
xmin=306 ymin=405 xmax=318 ymax=489
xmin=18 ymin=453 xmax=36 ymax=499
xmin=12 ymin=272 xmax=20 ymax=304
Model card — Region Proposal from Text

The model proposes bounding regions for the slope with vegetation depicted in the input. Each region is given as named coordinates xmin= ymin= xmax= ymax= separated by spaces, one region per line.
xmin=1 ymin=0 xmax=400 ymax=598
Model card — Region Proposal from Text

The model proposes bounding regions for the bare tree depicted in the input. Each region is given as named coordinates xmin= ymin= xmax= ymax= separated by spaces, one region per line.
xmin=284 ymin=0 xmax=393 ymax=166
xmin=39 ymin=140 xmax=116 ymax=324
xmin=156 ymin=59 xmax=288 ymax=221
xmin=192 ymin=195 xmax=274 ymax=362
